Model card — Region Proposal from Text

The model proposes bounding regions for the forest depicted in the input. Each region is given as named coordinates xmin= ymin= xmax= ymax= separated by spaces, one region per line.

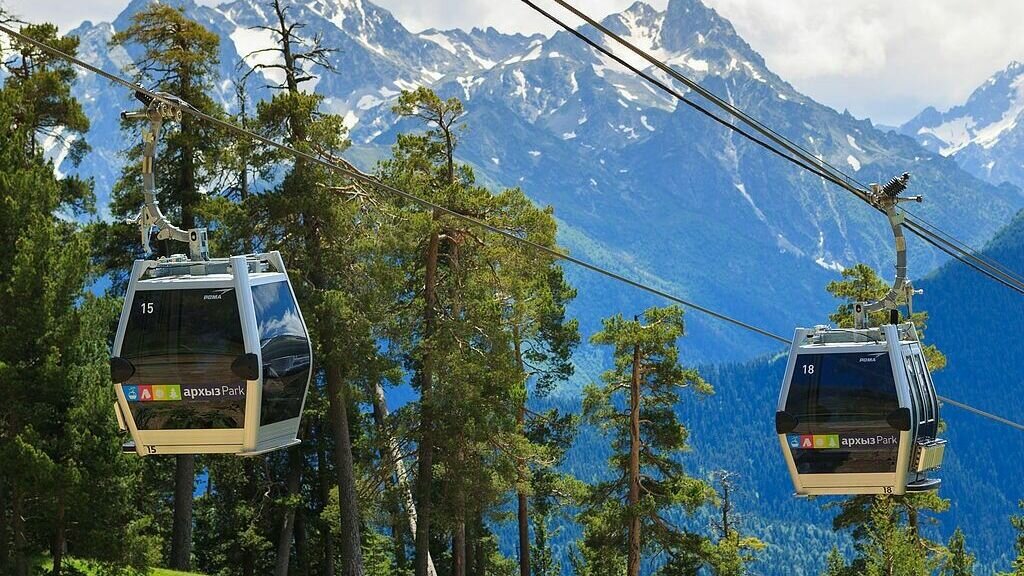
xmin=0 ymin=3 xmax=1023 ymax=576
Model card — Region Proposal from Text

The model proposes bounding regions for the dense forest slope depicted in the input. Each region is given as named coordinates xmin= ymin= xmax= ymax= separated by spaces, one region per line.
xmin=541 ymin=210 xmax=1024 ymax=574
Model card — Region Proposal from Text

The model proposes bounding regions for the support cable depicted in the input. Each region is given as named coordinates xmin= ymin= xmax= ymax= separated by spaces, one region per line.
xmin=520 ymin=0 xmax=1024 ymax=296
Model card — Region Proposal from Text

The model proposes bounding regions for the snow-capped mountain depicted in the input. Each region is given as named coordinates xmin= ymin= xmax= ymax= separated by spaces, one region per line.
xmin=901 ymin=61 xmax=1024 ymax=191
xmin=59 ymin=0 xmax=1022 ymax=361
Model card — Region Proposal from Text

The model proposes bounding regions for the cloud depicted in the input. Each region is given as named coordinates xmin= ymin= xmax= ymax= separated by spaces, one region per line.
xmin=372 ymin=0 xmax=668 ymax=35
xmin=7 ymin=0 xmax=1024 ymax=124
xmin=704 ymin=0 xmax=1024 ymax=124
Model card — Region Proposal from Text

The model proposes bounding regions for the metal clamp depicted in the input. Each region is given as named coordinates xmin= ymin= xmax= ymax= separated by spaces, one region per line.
xmin=855 ymin=173 xmax=922 ymax=328
xmin=122 ymin=91 xmax=208 ymax=261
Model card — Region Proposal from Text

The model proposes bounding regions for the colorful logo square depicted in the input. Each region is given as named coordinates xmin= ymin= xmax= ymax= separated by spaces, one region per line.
xmin=123 ymin=385 xmax=139 ymax=402
xmin=788 ymin=435 xmax=800 ymax=448
xmin=153 ymin=385 xmax=168 ymax=401
xmin=166 ymin=385 xmax=181 ymax=401
xmin=799 ymin=435 xmax=814 ymax=449
xmin=138 ymin=385 xmax=153 ymax=402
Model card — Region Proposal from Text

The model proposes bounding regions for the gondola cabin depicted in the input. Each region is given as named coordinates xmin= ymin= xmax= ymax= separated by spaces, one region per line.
xmin=111 ymin=252 xmax=312 ymax=456
xmin=775 ymin=323 xmax=946 ymax=496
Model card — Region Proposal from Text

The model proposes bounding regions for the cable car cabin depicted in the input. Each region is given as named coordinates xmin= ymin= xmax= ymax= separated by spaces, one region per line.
xmin=775 ymin=323 xmax=946 ymax=496
xmin=110 ymin=252 xmax=312 ymax=456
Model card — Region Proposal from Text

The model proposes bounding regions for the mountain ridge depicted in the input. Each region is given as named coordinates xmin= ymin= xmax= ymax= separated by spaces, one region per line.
xmin=59 ymin=0 xmax=1024 ymax=364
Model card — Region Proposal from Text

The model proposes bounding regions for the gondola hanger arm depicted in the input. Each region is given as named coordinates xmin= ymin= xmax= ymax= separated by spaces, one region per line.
xmin=122 ymin=90 xmax=209 ymax=261
xmin=855 ymin=172 xmax=923 ymax=328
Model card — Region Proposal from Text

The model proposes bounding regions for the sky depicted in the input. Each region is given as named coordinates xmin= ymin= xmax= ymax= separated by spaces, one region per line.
xmin=6 ymin=0 xmax=1024 ymax=125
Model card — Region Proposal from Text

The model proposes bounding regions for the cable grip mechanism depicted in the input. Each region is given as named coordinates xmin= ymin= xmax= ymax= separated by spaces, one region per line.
xmin=121 ymin=91 xmax=208 ymax=261
xmin=854 ymin=172 xmax=923 ymax=329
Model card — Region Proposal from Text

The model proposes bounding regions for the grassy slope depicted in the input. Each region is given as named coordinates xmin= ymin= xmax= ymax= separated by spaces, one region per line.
xmin=33 ymin=556 xmax=206 ymax=576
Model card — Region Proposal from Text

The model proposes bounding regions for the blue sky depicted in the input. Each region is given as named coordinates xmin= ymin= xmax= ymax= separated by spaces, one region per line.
xmin=7 ymin=0 xmax=1024 ymax=125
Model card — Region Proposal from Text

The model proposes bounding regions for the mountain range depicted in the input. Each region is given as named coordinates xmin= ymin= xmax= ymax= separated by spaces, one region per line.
xmin=61 ymin=0 xmax=1024 ymax=362
xmin=901 ymin=60 xmax=1024 ymax=194
xmin=43 ymin=0 xmax=1024 ymax=572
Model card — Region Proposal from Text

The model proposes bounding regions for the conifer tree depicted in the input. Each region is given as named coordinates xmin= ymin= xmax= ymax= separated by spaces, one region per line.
xmin=105 ymin=7 xmax=225 ymax=570
xmin=575 ymin=305 xmax=715 ymax=576
xmin=942 ymin=528 xmax=975 ymax=576
xmin=245 ymin=2 xmax=368 ymax=574
xmin=0 ymin=22 xmax=139 ymax=576
xmin=384 ymin=87 xmax=576 ymax=576
xmin=701 ymin=471 xmax=765 ymax=576
xmin=824 ymin=264 xmax=949 ymax=573
xmin=1001 ymin=501 xmax=1024 ymax=576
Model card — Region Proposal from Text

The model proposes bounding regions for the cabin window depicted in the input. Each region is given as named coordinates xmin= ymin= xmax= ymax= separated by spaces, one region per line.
xmin=253 ymin=281 xmax=311 ymax=426
xmin=784 ymin=352 xmax=901 ymax=474
xmin=120 ymin=288 xmax=247 ymax=430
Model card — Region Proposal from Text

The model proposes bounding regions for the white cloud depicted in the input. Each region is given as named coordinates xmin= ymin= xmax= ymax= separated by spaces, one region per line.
xmin=8 ymin=0 xmax=1024 ymax=125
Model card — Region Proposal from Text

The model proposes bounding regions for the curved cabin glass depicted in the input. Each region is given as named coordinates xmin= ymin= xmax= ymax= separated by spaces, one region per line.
xmin=111 ymin=252 xmax=311 ymax=456
xmin=775 ymin=323 xmax=944 ymax=496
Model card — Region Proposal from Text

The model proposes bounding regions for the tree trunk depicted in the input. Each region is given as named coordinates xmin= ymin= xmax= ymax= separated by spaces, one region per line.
xmin=415 ymin=228 xmax=441 ymax=576
xmin=627 ymin=340 xmax=642 ymax=576
xmin=295 ymin=506 xmax=309 ymax=576
xmin=392 ymin=509 xmax=407 ymax=571
xmin=12 ymin=483 xmax=27 ymax=576
xmin=513 ymin=333 xmax=530 ymax=576
xmin=51 ymin=489 xmax=66 ymax=576
xmin=0 ymin=477 xmax=9 ymax=575
xmin=274 ymin=447 xmax=304 ymax=576
xmin=326 ymin=365 xmax=365 ymax=576
xmin=368 ymin=379 xmax=436 ymax=576
xmin=242 ymin=459 xmax=259 ymax=576
xmin=452 ymin=518 xmax=465 ymax=576
xmin=316 ymin=420 xmax=336 ymax=576
xmin=464 ymin=516 xmax=477 ymax=576
xmin=170 ymin=454 xmax=195 ymax=571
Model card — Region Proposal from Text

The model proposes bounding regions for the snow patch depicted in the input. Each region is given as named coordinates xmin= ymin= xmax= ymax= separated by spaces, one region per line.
xmin=491 ymin=157 xmax=500 ymax=165
xmin=743 ymin=61 xmax=766 ymax=82
xmin=562 ymin=131 xmax=577 ymax=140
xmin=640 ymin=115 xmax=655 ymax=131
xmin=528 ymin=150 xmax=542 ymax=157
xmin=815 ymin=258 xmax=845 ymax=272
xmin=356 ymin=94 xmax=384 ymax=110
xmin=846 ymin=134 xmax=864 ymax=152
xmin=231 ymin=27 xmax=286 ymax=87
xmin=847 ymin=155 xmax=861 ymax=171
xmin=342 ymin=110 xmax=359 ymax=130
xmin=511 ymin=69 xmax=528 ymax=99
xmin=420 ymin=32 xmax=456 ymax=54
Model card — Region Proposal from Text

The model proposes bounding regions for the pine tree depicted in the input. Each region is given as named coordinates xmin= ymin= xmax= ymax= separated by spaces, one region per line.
xmin=1000 ymin=501 xmax=1024 ymax=576
xmin=245 ymin=2 xmax=367 ymax=574
xmin=858 ymin=497 xmax=936 ymax=576
xmin=701 ymin=471 xmax=765 ymax=575
xmin=106 ymin=7 xmax=226 ymax=570
xmin=822 ymin=547 xmax=850 ymax=576
xmin=942 ymin=528 xmax=975 ymax=576
xmin=825 ymin=264 xmax=949 ymax=573
xmin=576 ymin=306 xmax=715 ymax=576
xmin=0 ymin=22 xmax=140 ymax=576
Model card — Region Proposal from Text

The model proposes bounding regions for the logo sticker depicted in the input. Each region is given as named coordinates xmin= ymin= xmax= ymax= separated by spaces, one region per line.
xmin=127 ymin=384 xmax=244 ymax=402
xmin=790 ymin=433 xmax=898 ymax=450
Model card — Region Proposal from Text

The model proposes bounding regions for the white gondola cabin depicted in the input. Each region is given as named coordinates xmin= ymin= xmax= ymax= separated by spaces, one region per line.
xmin=111 ymin=252 xmax=312 ymax=456
xmin=775 ymin=323 xmax=946 ymax=496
